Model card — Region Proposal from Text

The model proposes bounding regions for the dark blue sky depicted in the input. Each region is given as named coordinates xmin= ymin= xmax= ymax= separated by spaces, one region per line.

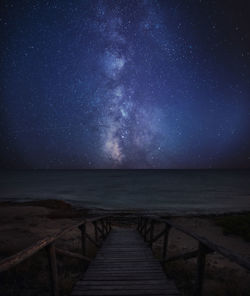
xmin=0 ymin=0 xmax=250 ymax=169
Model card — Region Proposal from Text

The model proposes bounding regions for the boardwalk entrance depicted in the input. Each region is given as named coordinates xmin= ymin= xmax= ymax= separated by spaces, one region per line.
xmin=1 ymin=215 xmax=250 ymax=296
xmin=72 ymin=229 xmax=180 ymax=296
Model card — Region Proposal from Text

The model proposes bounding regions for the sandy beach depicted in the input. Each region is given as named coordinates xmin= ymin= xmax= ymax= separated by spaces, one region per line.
xmin=0 ymin=200 xmax=250 ymax=295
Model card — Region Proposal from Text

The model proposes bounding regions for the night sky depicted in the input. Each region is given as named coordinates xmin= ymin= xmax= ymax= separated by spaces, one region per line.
xmin=0 ymin=0 xmax=250 ymax=169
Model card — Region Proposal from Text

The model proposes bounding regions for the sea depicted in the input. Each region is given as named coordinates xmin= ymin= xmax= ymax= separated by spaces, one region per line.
xmin=0 ymin=170 xmax=250 ymax=215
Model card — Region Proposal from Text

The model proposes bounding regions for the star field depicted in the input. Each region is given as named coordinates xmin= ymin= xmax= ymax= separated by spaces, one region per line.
xmin=0 ymin=0 xmax=250 ymax=168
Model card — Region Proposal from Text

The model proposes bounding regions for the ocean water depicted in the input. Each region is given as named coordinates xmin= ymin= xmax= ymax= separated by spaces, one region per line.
xmin=0 ymin=170 xmax=250 ymax=214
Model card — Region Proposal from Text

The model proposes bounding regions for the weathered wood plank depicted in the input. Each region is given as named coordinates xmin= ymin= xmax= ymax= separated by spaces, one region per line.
xmin=73 ymin=291 xmax=179 ymax=294
xmin=77 ymin=280 xmax=175 ymax=286
xmin=92 ymin=260 xmax=158 ymax=264
xmin=75 ymin=286 xmax=175 ymax=291
xmin=72 ymin=290 xmax=180 ymax=296
xmin=83 ymin=274 xmax=168 ymax=280
xmin=85 ymin=271 xmax=165 ymax=276
xmin=92 ymin=260 xmax=158 ymax=263
xmin=76 ymin=283 xmax=174 ymax=288
xmin=89 ymin=265 xmax=161 ymax=269
xmin=88 ymin=265 xmax=161 ymax=269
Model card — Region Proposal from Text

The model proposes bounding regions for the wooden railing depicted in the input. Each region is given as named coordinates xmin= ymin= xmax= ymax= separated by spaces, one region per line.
xmin=0 ymin=215 xmax=112 ymax=296
xmin=137 ymin=216 xmax=250 ymax=296
xmin=2 ymin=214 xmax=249 ymax=296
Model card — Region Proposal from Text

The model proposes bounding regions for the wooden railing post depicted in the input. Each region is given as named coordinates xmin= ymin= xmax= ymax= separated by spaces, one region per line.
xmin=144 ymin=218 xmax=148 ymax=241
xmin=46 ymin=243 xmax=59 ymax=296
xmin=109 ymin=216 xmax=112 ymax=232
xmin=101 ymin=219 xmax=105 ymax=237
xmin=145 ymin=219 xmax=152 ymax=242
xmin=140 ymin=217 xmax=144 ymax=234
xmin=150 ymin=220 xmax=155 ymax=248
xmin=94 ymin=221 xmax=98 ymax=243
xmin=141 ymin=217 xmax=145 ymax=234
xmin=162 ymin=223 xmax=171 ymax=261
xmin=145 ymin=219 xmax=149 ymax=242
xmin=138 ymin=217 xmax=142 ymax=233
xmin=106 ymin=217 xmax=109 ymax=233
xmin=104 ymin=219 xmax=107 ymax=236
xmin=139 ymin=217 xmax=142 ymax=232
xmin=79 ymin=223 xmax=86 ymax=256
xmin=105 ymin=218 xmax=109 ymax=236
xmin=104 ymin=218 xmax=107 ymax=235
xmin=193 ymin=242 xmax=209 ymax=296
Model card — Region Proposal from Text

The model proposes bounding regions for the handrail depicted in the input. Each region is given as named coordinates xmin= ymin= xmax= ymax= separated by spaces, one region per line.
xmin=137 ymin=215 xmax=250 ymax=296
xmin=143 ymin=216 xmax=250 ymax=270
xmin=0 ymin=219 xmax=86 ymax=273
xmin=0 ymin=215 xmax=112 ymax=296
xmin=163 ymin=219 xmax=250 ymax=271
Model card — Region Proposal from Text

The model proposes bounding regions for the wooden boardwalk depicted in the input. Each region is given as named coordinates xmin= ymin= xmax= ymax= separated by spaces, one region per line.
xmin=2 ymin=216 xmax=250 ymax=296
xmin=72 ymin=229 xmax=180 ymax=296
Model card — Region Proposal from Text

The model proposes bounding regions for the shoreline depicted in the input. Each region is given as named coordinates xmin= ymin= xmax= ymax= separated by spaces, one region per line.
xmin=1 ymin=198 xmax=250 ymax=217
xmin=1 ymin=169 xmax=250 ymax=216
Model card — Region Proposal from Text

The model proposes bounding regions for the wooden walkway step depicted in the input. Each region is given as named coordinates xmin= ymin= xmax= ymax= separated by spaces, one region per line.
xmin=72 ymin=229 xmax=180 ymax=296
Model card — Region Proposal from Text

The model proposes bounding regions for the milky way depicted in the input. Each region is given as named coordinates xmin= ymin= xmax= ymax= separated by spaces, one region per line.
xmin=0 ymin=0 xmax=250 ymax=168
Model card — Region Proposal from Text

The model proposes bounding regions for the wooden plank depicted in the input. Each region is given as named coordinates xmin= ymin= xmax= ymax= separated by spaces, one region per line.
xmin=90 ymin=264 xmax=161 ymax=268
xmin=95 ymin=255 xmax=152 ymax=258
xmin=88 ymin=265 xmax=161 ymax=269
xmin=75 ymin=286 xmax=178 ymax=293
xmin=85 ymin=271 xmax=164 ymax=275
xmin=76 ymin=287 xmax=177 ymax=293
xmin=77 ymin=280 xmax=175 ymax=286
xmin=72 ymin=290 xmax=180 ymax=296
xmin=93 ymin=257 xmax=159 ymax=265
xmin=84 ymin=274 xmax=165 ymax=278
xmin=89 ymin=266 xmax=160 ymax=270
xmin=99 ymin=251 xmax=150 ymax=253
xmin=92 ymin=260 xmax=158 ymax=263
xmin=97 ymin=251 xmax=151 ymax=253
xmin=87 ymin=266 xmax=162 ymax=270
xmin=93 ymin=258 xmax=157 ymax=261
xmin=101 ymin=247 xmax=148 ymax=249
xmin=96 ymin=254 xmax=152 ymax=256
xmin=75 ymin=285 xmax=173 ymax=290
xmin=97 ymin=250 xmax=152 ymax=252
